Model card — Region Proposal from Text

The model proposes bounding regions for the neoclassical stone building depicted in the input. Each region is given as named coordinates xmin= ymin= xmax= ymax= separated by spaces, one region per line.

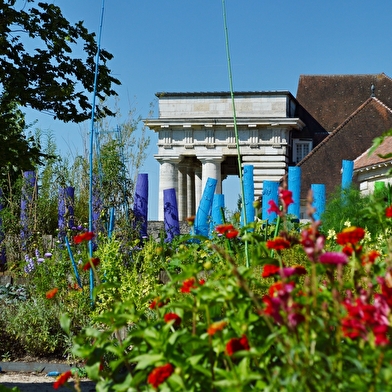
xmin=145 ymin=91 xmax=326 ymax=220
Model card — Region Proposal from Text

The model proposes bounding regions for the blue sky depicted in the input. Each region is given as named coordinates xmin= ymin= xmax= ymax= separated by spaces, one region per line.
xmin=25 ymin=0 xmax=392 ymax=220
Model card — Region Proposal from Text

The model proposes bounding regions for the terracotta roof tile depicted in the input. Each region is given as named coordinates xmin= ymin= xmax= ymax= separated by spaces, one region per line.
xmin=296 ymin=97 xmax=392 ymax=198
xmin=354 ymin=136 xmax=392 ymax=170
xmin=296 ymin=73 xmax=392 ymax=132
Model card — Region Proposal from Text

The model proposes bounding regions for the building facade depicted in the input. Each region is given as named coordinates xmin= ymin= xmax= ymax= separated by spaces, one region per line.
xmin=145 ymin=91 xmax=313 ymax=221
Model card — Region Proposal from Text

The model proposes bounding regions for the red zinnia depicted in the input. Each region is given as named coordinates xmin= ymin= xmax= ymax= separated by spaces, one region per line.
xmin=147 ymin=363 xmax=174 ymax=388
xmin=207 ymin=320 xmax=227 ymax=336
xmin=215 ymin=224 xmax=235 ymax=234
xmin=163 ymin=312 xmax=182 ymax=326
xmin=53 ymin=370 xmax=72 ymax=389
xmin=361 ymin=250 xmax=381 ymax=265
xmin=82 ymin=257 xmax=100 ymax=271
xmin=150 ymin=297 xmax=166 ymax=310
xmin=215 ymin=223 xmax=239 ymax=239
xmin=336 ymin=226 xmax=365 ymax=246
xmin=262 ymin=264 xmax=280 ymax=278
xmin=266 ymin=237 xmax=291 ymax=251
xmin=74 ymin=231 xmax=95 ymax=244
xmin=46 ymin=288 xmax=58 ymax=299
xmin=180 ymin=278 xmax=198 ymax=293
xmin=386 ymin=205 xmax=392 ymax=218
xmin=225 ymin=335 xmax=250 ymax=356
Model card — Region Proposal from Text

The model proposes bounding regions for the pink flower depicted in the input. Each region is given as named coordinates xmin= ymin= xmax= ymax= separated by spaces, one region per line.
xmin=319 ymin=252 xmax=349 ymax=265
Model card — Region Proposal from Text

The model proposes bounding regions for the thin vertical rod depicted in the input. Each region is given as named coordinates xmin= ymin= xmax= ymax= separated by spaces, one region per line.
xmin=89 ymin=0 xmax=105 ymax=299
xmin=221 ymin=0 xmax=250 ymax=267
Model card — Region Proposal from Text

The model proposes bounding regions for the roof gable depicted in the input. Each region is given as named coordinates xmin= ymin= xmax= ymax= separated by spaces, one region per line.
xmin=297 ymin=97 xmax=392 ymax=197
xmin=296 ymin=73 xmax=392 ymax=132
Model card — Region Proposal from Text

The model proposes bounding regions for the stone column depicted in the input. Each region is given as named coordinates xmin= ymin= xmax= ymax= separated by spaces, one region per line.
xmin=156 ymin=157 xmax=181 ymax=221
xmin=187 ymin=166 xmax=196 ymax=217
xmin=178 ymin=162 xmax=188 ymax=221
xmin=199 ymin=157 xmax=223 ymax=194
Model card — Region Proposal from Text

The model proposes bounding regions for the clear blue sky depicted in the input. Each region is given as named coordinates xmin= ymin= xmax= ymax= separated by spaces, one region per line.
xmin=26 ymin=0 xmax=392 ymax=220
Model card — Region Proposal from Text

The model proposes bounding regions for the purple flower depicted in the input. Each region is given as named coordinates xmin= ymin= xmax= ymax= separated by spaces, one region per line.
xmin=37 ymin=258 xmax=44 ymax=264
xmin=44 ymin=252 xmax=52 ymax=258
xmin=319 ymin=252 xmax=348 ymax=265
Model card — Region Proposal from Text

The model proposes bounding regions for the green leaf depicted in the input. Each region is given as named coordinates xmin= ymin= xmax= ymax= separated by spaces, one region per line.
xmin=133 ymin=353 xmax=164 ymax=370
xmin=59 ymin=313 xmax=71 ymax=336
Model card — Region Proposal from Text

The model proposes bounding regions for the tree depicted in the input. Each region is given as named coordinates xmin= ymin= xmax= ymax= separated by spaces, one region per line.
xmin=0 ymin=0 xmax=120 ymax=123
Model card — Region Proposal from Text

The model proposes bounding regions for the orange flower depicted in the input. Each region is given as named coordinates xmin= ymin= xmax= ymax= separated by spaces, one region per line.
xmin=83 ymin=257 xmax=100 ymax=271
xmin=74 ymin=231 xmax=95 ymax=244
xmin=336 ymin=226 xmax=365 ymax=246
xmin=266 ymin=237 xmax=291 ymax=251
xmin=46 ymin=288 xmax=58 ymax=299
xmin=207 ymin=320 xmax=227 ymax=336
xmin=53 ymin=370 xmax=72 ymax=389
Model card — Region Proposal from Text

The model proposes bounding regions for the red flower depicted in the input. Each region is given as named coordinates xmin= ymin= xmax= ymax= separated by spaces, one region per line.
xmin=267 ymin=200 xmax=280 ymax=215
xmin=361 ymin=250 xmax=381 ymax=265
xmin=215 ymin=224 xmax=235 ymax=234
xmin=53 ymin=370 xmax=72 ymax=389
xmin=342 ymin=245 xmax=354 ymax=256
xmin=226 ymin=335 xmax=250 ymax=356
xmin=215 ymin=223 xmax=238 ymax=239
xmin=164 ymin=312 xmax=182 ymax=326
xmin=180 ymin=277 xmax=204 ymax=293
xmin=279 ymin=188 xmax=294 ymax=209
xmin=266 ymin=237 xmax=291 ymax=251
xmin=269 ymin=281 xmax=295 ymax=297
xmin=147 ymin=363 xmax=174 ymax=388
xmin=386 ymin=205 xmax=392 ymax=218
xmin=150 ymin=297 xmax=166 ymax=310
xmin=83 ymin=257 xmax=100 ymax=271
xmin=282 ymin=265 xmax=307 ymax=277
xmin=336 ymin=226 xmax=365 ymax=246
xmin=262 ymin=264 xmax=280 ymax=278
xmin=74 ymin=231 xmax=95 ymax=244
xmin=207 ymin=320 xmax=227 ymax=336
xmin=319 ymin=252 xmax=349 ymax=265
xmin=225 ymin=228 xmax=239 ymax=239
xmin=46 ymin=288 xmax=58 ymax=299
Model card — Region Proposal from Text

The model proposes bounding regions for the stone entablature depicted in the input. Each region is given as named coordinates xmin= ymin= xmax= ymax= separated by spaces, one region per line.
xmin=145 ymin=92 xmax=305 ymax=221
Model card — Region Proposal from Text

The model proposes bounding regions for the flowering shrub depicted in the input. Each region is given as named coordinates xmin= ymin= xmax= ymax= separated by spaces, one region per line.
xmin=64 ymin=188 xmax=392 ymax=391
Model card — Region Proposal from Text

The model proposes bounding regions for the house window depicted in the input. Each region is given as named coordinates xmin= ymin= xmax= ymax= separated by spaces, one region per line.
xmin=293 ymin=139 xmax=312 ymax=163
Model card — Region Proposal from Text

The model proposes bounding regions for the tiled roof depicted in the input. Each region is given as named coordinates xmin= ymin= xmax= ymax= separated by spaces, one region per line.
xmin=354 ymin=136 xmax=392 ymax=170
xmin=296 ymin=73 xmax=392 ymax=132
xmin=296 ymin=97 xmax=392 ymax=198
